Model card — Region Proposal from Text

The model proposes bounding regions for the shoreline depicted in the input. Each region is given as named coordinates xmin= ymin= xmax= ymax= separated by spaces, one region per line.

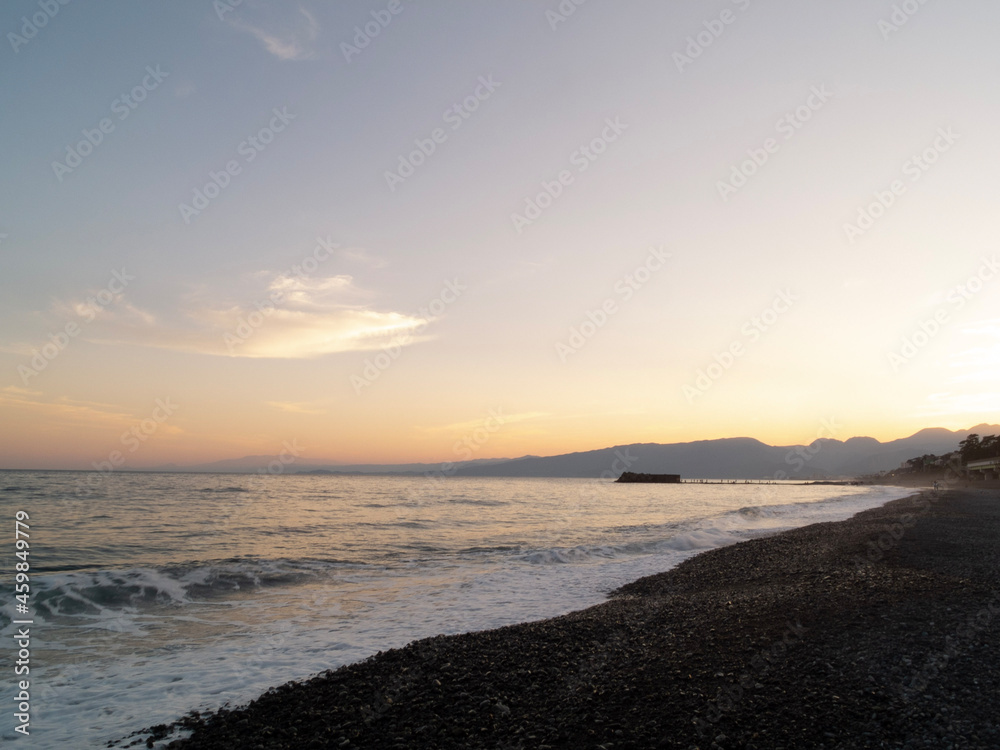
xmin=151 ymin=487 xmax=1000 ymax=749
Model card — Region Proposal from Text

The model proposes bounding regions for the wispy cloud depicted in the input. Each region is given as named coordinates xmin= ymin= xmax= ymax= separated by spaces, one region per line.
xmin=265 ymin=400 xmax=328 ymax=415
xmin=0 ymin=387 xmax=135 ymax=427
xmin=268 ymin=273 xmax=355 ymax=307
xmin=4 ymin=272 xmax=441 ymax=360
xmin=340 ymin=247 xmax=389 ymax=269
xmin=418 ymin=412 xmax=548 ymax=435
xmin=229 ymin=6 xmax=320 ymax=61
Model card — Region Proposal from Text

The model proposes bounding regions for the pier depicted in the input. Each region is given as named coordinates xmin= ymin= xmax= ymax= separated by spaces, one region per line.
xmin=616 ymin=472 xmax=680 ymax=483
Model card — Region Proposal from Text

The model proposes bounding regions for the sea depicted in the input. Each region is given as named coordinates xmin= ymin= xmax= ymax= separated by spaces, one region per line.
xmin=0 ymin=471 xmax=915 ymax=749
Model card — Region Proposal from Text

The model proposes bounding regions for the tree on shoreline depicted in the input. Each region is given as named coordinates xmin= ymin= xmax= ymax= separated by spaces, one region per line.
xmin=959 ymin=434 xmax=999 ymax=463
xmin=898 ymin=434 xmax=999 ymax=475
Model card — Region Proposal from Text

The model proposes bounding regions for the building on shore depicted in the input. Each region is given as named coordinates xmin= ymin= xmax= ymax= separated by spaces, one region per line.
xmin=966 ymin=456 xmax=1000 ymax=481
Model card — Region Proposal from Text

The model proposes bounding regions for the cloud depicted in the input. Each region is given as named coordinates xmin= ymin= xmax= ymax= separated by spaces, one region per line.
xmin=266 ymin=400 xmax=328 ymax=415
xmin=0 ymin=342 xmax=37 ymax=356
xmin=0 ymin=258 xmax=448 ymax=360
xmin=268 ymin=273 xmax=355 ymax=307
xmin=340 ymin=247 xmax=389 ymax=269
xmin=230 ymin=6 xmax=320 ymax=61
xmin=209 ymin=305 xmax=431 ymax=359
xmin=16 ymin=272 xmax=440 ymax=360
xmin=418 ymin=411 xmax=549 ymax=435
xmin=0 ymin=387 xmax=135 ymax=427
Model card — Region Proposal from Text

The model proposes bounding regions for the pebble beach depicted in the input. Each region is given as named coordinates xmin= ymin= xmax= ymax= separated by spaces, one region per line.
xmin=149 ymin=487 xmax=1000 ymax=749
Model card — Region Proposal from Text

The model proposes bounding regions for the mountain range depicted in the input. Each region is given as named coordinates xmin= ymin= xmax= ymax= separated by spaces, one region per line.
xmin=149 ymin=424 xmax=999 ymax=479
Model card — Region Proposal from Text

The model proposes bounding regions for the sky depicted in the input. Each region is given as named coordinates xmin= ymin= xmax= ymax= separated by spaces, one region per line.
xmin=1 ymin=0 xmax=999 ymax=470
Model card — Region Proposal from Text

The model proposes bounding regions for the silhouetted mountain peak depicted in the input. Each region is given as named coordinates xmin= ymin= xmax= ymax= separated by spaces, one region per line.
xmin=845 ymin=436 xmax=880 ymax=446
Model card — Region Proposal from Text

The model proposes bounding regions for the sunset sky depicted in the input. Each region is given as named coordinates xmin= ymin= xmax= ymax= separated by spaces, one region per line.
xmin=2 ymin=1 xmax=999 ymax=470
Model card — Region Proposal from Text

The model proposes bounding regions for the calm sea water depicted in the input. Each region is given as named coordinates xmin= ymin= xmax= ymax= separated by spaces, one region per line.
xmin=0 ymin=471 xmax=914 ymax=748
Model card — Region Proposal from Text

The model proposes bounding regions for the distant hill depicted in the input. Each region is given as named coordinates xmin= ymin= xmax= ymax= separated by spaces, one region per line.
xmin=146 ymin=424 xmax=999 ymax=480
xmin=452 ymin=424 xmax=1000 ymax=480
xmin=146 ymin=456 xmax=514 ymax=475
